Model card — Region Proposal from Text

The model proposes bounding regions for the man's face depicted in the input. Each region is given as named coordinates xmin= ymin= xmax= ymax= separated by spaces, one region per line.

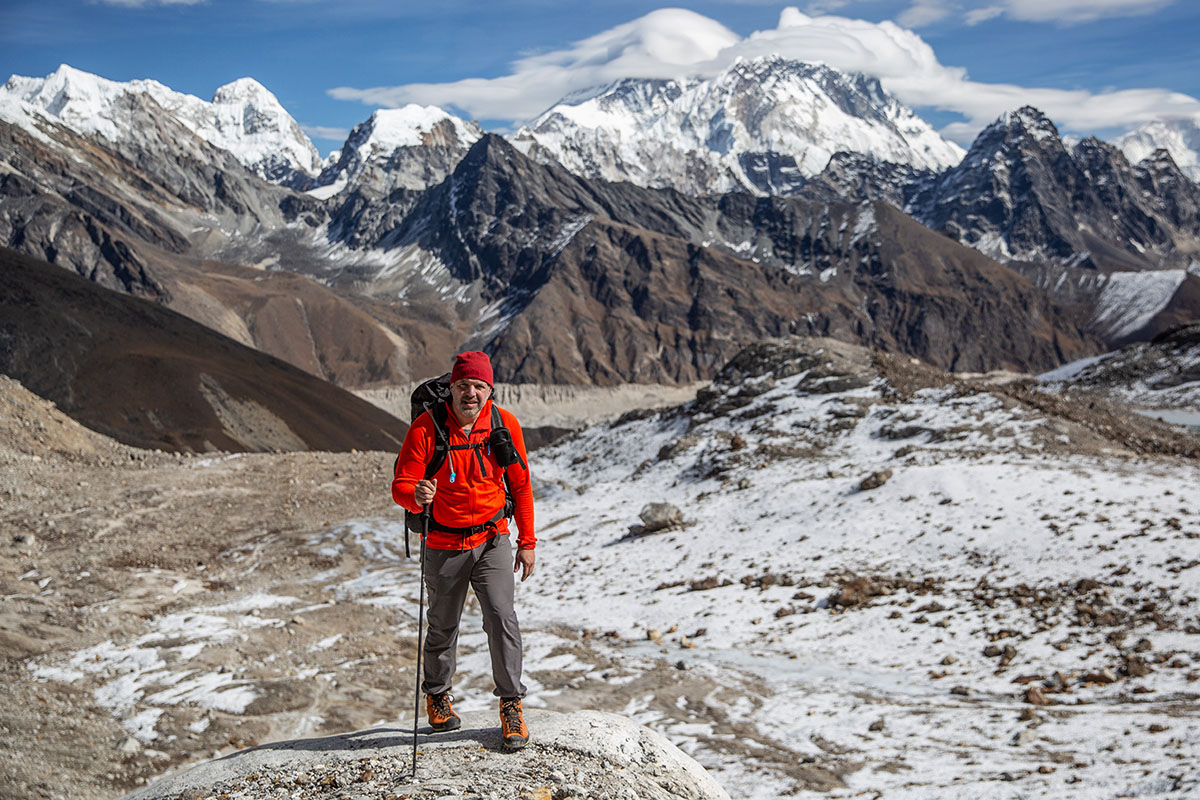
xmin=450 ymin=378 xmax=491 ymax=424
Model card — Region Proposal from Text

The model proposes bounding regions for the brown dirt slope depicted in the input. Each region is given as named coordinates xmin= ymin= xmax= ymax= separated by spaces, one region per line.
xmin=0 ymin=246 xmax=407 ymax=452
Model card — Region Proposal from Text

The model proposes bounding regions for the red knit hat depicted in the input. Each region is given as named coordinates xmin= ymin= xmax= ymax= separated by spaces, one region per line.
xmin=450 ymin=351 xmax=494 ymax=387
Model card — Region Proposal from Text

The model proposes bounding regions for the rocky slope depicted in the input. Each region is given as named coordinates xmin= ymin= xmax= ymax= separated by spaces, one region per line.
xmin=511 ymin=55 xmax=963 ymax=196
xmin=0 ymin=246 xmax=406 ymax=452
xmin=1039 ymin=322 xmax=1200 ymax=410
xmin=315 ymin=134 xmax=1094 ymax=383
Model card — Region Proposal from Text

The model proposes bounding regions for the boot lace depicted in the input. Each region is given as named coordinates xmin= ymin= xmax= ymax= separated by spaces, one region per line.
xmin=430 ymin=693 xmax=453 ymax=717
xmin=501 ymin=698 xmax=522 ymax=729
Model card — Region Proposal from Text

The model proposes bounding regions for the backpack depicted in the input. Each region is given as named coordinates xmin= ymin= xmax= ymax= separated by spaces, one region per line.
xmin=399 ymin=373 xmax=527 ymax=549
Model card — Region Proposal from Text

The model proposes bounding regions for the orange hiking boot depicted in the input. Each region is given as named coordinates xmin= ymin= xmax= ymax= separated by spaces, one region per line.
xmin=426 ymin=692 xmax=461 ymax=732
xmin=499 ymin=697 xmax=529 ymax=749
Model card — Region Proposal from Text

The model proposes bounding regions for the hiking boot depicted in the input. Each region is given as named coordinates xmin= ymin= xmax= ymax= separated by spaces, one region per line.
xmin=426 ymin=692 xmax=461 ymax=732
xmin=499 ymin=697 xmax=529 ymax=749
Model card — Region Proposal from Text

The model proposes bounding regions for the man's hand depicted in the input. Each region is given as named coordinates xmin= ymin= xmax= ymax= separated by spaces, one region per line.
xmin=514 ymin=547 xmax=535 ymax=582
xmin=414 ymin=478 xmax=437 ymax=507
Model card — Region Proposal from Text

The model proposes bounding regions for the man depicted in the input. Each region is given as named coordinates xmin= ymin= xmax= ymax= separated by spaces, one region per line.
xmin=391 ymin=351 xmax=536 ymax=749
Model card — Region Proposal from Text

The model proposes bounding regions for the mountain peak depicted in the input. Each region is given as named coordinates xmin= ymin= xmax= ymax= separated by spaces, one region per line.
xmin=211 ymin=76 xmax=277 ymax=105
xmin=997 ymin=106 xmax=1060 ymax=142
xmin=0 ymin=65 xmax=319 ymax=184
xmin=307 ymin=105 xmax=482 ymax=197
xmin=516 ymin=55 xmax=963 ymax=196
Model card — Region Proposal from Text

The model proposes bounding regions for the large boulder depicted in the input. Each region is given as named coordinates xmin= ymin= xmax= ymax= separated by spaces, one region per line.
xmin=119 ymin=709 xmax=730 ymax=800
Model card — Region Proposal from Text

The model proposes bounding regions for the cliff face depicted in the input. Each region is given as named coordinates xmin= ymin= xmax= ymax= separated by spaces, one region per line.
xmin=118 ymin=710 xmax=731 ymax=800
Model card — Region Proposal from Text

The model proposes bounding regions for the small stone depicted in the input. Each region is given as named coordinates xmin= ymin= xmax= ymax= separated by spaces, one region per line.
xmin=858 ymin=469 xmax=893 ymax=491
xmin=1122 ymin=655 xmax=1153 ymax=678
xmin=941 ymin=655 xmax=958 ymax=666
xmin=950 ymin=685 xmax=972 ymax=697
xmin=1012 ymin=729 xmax=1038 ymax=746
xmin=1038 ymin=765 xmax=1055 ymax=774
xmin=638 ymin=503 xmax=682 ymax=533
xmin=116 ymin=736 xmax=141 ymax=755
xmin=647 ymin=629 xmax=662 ymax=642
xmin=1024 ymin=686 xmax=1050 ymax=705
xmin=1081 ymin=668 xmax=1118 ymax=685
xmin=1149 ymin=724 xmax=1168 ymax=733
xmin=868 ymin=718 xmax=885 ymax=732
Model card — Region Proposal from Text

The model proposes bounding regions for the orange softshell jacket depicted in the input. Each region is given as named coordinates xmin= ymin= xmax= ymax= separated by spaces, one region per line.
xmin=392 ymin=398 xmax=535 ymax=551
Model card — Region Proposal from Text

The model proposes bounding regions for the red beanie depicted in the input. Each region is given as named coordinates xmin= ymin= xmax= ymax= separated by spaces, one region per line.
xmin=450 ymin=351 xmax=494 ymax=387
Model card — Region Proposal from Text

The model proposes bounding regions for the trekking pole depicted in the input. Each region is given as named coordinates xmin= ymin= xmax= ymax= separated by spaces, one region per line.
xmin=412 ymin=505 xmax=429 ymax=778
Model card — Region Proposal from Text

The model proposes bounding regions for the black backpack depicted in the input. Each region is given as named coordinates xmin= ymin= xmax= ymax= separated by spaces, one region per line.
xmin=399 ymin=373 xmax=527 ymax=545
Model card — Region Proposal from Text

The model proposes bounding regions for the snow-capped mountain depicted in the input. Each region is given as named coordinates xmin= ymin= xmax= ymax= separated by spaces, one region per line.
xmin=308 ymin=105 xmax=483 ymax=198
xmin=1117 ymin=116 xmax=1200 ymax=182
xmin=0 ymin=64 xmax=322 ymax=187
xmin=509 ymin=55 xmax=965 ymax=197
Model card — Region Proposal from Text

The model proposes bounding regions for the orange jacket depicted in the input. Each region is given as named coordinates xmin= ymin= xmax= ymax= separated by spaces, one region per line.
xmin=392 ymin=398 xmax=535 ymax=551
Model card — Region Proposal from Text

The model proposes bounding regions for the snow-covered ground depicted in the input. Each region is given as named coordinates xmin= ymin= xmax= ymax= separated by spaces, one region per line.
xmin=21 ymin=339 xmax=1200 ymax=798
xmin=514 ymin=340 xmax=1200 ymax=798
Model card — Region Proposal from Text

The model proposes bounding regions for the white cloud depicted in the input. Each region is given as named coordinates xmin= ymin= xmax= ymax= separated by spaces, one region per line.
xmin=982 ymin=0 xmax=1177 ymax=25
xmin=328 ymin=8 xmax=739 ymax=121
xmin=964 ymin=5 xmax=1004 ymax=24
xmin=328 ymin=6 xmax=1200 ymax=144
xmin=897 ymin=1 xmax=956 ymax=28
xmin=301 ymin=124 xmax=350 ymax=142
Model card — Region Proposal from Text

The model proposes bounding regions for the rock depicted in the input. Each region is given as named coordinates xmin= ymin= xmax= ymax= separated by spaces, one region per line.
xmin=950 ymin=686 xmax=972 ymax=697
xmin=647 ymin=629 xmax=663 ymax=642
xmin=116 ymin=736 xmax=142 ymax=755
xmin=114 ymin=710 xmax=730 ymax=800
xmin=1121 ymin=655 xmax=1154 ymax=678
xmin=828 ymin=576 xmax=885 ymax=608
xmin=638 ymin=503 xmax=683 ymax=533
xmin=868 ymin=719 xmax=886 ymax=732
xmin=858 ymin=469 xmax=893 ymax=491
xmin=1012 ymin=729 xmax=1038 ymax=746
xmin=1024 ymin=686 xmax=1051 ymax=705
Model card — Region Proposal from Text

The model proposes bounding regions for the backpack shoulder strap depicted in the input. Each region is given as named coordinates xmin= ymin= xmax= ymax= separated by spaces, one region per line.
xmin=423 ymin=402 xmax=452 ymax=479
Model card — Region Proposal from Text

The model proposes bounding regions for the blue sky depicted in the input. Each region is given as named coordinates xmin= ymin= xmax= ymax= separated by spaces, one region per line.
xmin=2 ymin=0 xmax=1198 ymax=153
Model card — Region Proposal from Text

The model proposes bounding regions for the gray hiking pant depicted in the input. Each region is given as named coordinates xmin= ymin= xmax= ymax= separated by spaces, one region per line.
xmin=421 ymin=533 xmax=526 ymax=699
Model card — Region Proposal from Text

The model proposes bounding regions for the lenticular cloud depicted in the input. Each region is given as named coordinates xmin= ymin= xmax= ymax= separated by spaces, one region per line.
xmin=328 ymin=5 xmax=1200 ymax=142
